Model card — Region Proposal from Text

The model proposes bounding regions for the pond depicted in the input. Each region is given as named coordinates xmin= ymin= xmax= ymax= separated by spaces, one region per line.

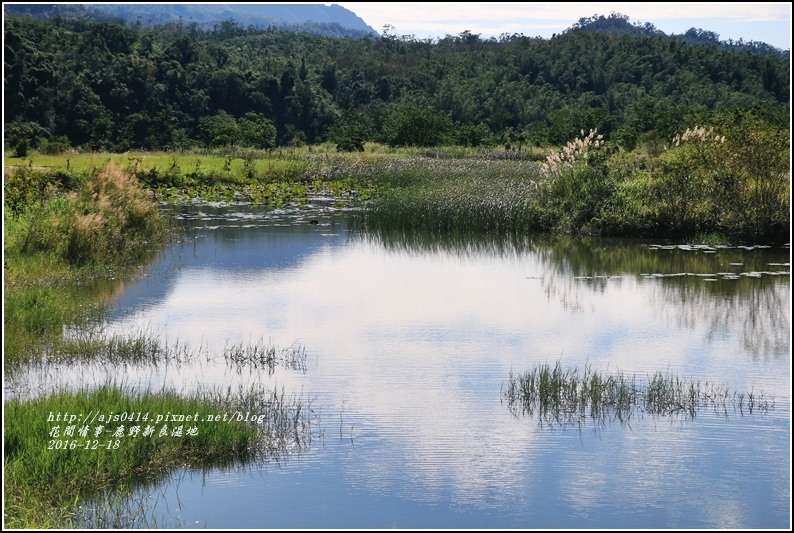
xmin=12 ymin=201 xmax=791 ymax=529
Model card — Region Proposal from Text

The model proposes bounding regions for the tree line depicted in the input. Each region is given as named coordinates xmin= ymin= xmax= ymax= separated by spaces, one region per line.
xmin=4 ymin=13 xmax=790 ymax=154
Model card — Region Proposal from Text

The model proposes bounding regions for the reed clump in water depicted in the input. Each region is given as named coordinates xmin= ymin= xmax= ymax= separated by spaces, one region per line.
xmin=503 ymin=362 xmax=773 ymax=429
xmin=224 ymin=338 xmax=308 ymax=375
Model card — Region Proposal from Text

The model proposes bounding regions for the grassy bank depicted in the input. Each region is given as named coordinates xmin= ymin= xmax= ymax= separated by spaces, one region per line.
xmin=4 ymin=382 xmax=312 ymax=528
xmin=2 ymin=162 xmax=313 ymax=528
xmin=4 ymin=162 xmax=165 ymax=366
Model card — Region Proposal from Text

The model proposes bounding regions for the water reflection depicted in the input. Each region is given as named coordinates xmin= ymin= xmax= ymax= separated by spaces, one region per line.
xmin=651 ymin=274 xmax=790 ymax=361
xmin=9 ymin=205 xmax=790 ymax=529
xmin=356 ymin=226 xmax=790 ymax=364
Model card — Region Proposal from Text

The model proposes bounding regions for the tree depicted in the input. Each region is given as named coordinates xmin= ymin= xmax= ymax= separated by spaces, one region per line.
xmin=456 ymin=123 xmax=493 ymax=147
xmin=2 ymin=13 xmax=789 ymax=153
xmin=327 ymin=111 xmax=368 ymax=151
xmin=238 ymin=111 xmax=277 ymax=149
xmin=199 ymin=110 xmax=240 ymax=147
xmin=384 ymin=106 xmax=454 ymax=147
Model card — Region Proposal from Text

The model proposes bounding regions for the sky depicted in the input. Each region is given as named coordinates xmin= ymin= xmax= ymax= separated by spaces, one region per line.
xmin=335 ymin=2 xmax=792 ymax=51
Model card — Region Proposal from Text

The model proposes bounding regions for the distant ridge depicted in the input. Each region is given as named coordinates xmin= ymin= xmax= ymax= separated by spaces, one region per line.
xmin=3 ymin=5 xmax=787 ymax=55
xmin=565 ymin=13 xmax=788 ymax=57
xmin=2 ymin=3 xmax=380 ymax=38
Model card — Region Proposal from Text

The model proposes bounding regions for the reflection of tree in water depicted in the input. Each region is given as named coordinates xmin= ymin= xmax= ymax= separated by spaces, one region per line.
xmin=541 ymin=274 xmax=585 ymax=313
xmin=739 ymin=280 xmax=790 ymax=358
xmin=354 ymin=227 xmax=790 ymax=359
xmin=538 ymin=244 xmax=789 ymax=360
xmin=651 ymin=276 xmax=790 ymax=360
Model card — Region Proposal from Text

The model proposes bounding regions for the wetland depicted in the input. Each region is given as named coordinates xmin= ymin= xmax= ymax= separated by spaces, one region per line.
xmin=8 ymin=199 xmax=789 ymax=528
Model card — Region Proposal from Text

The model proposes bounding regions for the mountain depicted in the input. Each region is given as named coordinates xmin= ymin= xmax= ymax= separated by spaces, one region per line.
xmin=565 ymin=13 xmax=788 ymax=57
xmin=2 ymin=3 xmax=380 ymax=38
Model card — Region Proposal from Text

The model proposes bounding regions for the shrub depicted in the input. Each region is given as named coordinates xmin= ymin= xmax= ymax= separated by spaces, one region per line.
xmin=654 ymin=118 xmax=790 ymax=241
xmin=718 ymin=115 xmax=790 ymax=240
xmin=13 ymin=139 xmax=28 ymax=158
xmin=327 ymin=112 xmax=368 ymax=152
xmin=38 ymin=135 xmax=72 ymax=155
xmin=648 ymin=128 xmax=724 ymax=236
xmin=383 ymin=107 xmax=454 ymax=147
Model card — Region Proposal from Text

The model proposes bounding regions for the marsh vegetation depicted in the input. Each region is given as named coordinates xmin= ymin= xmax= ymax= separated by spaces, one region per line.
xmin=503 ymin=361 xmax=774 ymax=430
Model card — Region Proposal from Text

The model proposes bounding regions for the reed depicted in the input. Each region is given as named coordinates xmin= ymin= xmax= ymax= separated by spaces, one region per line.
xmin=51 ymin=328 xmax=196 ymax=367
xmin=224 ymin=338 xmax=308 ymax=375
xmin=15 ymin=331 xmax=312 ymax=378
xmin=503 ymin=361 xmax=773 ymax=429
xmin=350 ymin=157 xmax=543 ymax=235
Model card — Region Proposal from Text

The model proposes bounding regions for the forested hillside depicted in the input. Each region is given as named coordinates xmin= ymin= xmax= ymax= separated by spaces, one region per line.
xmin=2 ymin=3 xmax=378 ymax=38
xmin=4 ymin=13 xmax=790 ymax=153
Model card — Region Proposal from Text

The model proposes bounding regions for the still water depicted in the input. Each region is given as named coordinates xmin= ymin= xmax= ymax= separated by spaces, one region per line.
xmin=19 ymin=202 xmax=793 ymax=528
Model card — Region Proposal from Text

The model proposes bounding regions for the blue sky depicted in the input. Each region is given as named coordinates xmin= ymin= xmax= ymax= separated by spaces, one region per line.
xmin=337 ymin=2 xmax=792 ymax=51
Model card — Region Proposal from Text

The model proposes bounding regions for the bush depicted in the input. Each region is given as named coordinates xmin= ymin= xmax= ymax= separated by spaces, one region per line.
xmin=648 ymin=127 xmax=724 ymax=236
xmin=328 ymin=112 xmax=368 ymax=152
xmin=718 ymin=113 xmax=790 ymax=240
xmin=455 ymin=123 xmax=494 ymax=148
xmin=38 ymin=135 xmax=72 ymax=155
xmin=383 ymin=107 xmax=454 ymax=147
xmin=537 ymin=129 xmax=614 ymax=233
xmin=13 ymin=139 xmax=28 ymax=158
xmin=653 ymin=118 xmax=790 ymax=241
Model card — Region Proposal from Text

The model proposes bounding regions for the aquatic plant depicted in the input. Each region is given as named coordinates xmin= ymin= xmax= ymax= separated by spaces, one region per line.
xmin=503 ymin=361 xmax=773 ymax=430
xmin=224 ymin=338 xmax=308 ymax=375
xmin=351 ymin=156 xmax=542 ymax=234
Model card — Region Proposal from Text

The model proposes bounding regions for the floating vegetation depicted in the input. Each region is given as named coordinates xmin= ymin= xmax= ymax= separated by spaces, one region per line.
xmin=503 ymin=362 xmax=773 ymax=430
xmin=635 ymin=242 xmax=790 ymax=283
xmin=639 ymin=271 xmax=789 ymax=280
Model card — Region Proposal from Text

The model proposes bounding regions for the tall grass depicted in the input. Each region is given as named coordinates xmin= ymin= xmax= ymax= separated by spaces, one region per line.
xmin=4 ymin=163 xmax=167 ymax=366
xmin=503 ymin=361 xmax=773 ymax=430
xmin=350 ymin=157 xmax=543 ymax=234
xmin=4 ymin=381 xmax=315 ymax=528
xmin=5 ymin=161 xmax=165 ymax=265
